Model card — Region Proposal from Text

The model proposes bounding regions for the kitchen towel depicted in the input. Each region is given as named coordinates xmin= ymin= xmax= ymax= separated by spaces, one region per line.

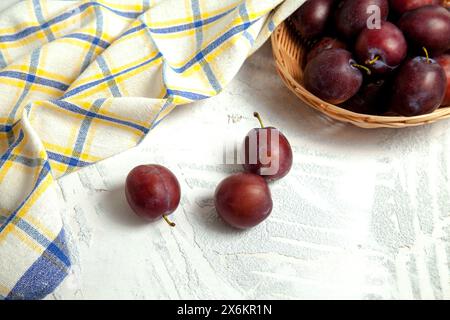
xmin=0 ymin=0 xmax=302 ymax=299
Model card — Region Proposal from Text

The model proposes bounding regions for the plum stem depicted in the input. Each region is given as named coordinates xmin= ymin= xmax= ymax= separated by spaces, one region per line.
xmin=366 ymin=55 xmax=380 ymax=65
xmin=253 ymin=112 xmax=265 ymax=128
xmin=422 ymin=47 xmax=430 ymax=63
xmin=163 ymin=215 xmax=176 ymax=227
xmin=351 ymin=63 xmax=371 ymax=75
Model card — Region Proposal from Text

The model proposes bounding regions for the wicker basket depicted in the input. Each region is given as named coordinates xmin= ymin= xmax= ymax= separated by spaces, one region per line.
xmin=271 ymin=22 xmax=450 ymax=129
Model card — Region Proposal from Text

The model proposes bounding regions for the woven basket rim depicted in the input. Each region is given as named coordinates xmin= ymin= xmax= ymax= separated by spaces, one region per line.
xmin=271 ymin=21 xmax=450 ymax=129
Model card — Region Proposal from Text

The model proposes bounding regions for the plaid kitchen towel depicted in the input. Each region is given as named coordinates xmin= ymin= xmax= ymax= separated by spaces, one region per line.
xmin=0 ymin=0 xmax=303 ymax=299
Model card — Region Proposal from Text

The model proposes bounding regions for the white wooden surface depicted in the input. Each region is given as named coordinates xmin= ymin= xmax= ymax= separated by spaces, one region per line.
xmin=48 ymin=42 xmax=449 ymax=300
xmin=2 ymin=0 xmax=449 ymax=300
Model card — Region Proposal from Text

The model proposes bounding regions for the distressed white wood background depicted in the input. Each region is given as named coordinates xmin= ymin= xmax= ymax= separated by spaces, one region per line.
xmin=2 ymin=0 xmax=449 ymax=300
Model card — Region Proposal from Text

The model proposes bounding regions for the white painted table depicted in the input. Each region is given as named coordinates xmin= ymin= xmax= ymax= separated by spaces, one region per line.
xmin=2 ymin=0 xmax=449 ymax=300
